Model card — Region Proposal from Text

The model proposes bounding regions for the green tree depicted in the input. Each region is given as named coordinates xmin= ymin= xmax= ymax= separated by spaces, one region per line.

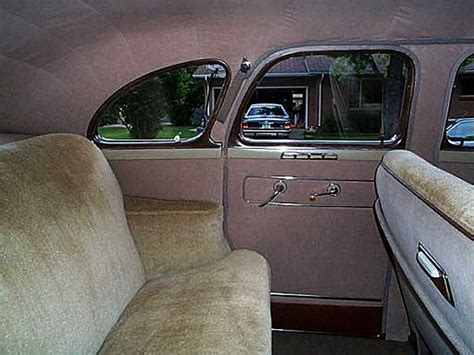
xmin=330 ymin=53 xmax=405 ymax=140
xmin=459 ymin=55 xmax=474 ymax=73
xmin=99 ymin=65 xmax=205 ymax=139
xmin=101 ymin=77 xmax=165 ymax=139
xmin=160 ymin=67 xmax=205 ymax=126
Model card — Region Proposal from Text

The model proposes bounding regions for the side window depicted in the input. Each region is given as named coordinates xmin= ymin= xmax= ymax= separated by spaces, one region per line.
xmin=235 ymin=51 xmax=412 ymax=147
xmin=444 ymin=54 xmax=474 ymax=149
xmin=90 ymin=61 xmax=228 ymax=144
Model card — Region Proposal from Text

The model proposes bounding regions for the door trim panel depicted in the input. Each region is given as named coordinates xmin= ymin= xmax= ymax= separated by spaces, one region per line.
xmin=228 ymin=147 xmax=388 ymax=161
xmin=103 ymin=147 xmax=221 ymax=160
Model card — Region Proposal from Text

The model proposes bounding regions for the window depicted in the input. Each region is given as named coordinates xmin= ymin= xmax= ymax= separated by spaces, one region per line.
xmin=444 ymin=54 xmax=474 ymax=149
xmin=349 ymin=78 xmax=383 ymax=109
xmin=90 ymin=60 xmax=228 ymax=144
xmin=459 ymin=77 xmax=474 ymax=97
xmin=234 ymin=51 xmax=412 ymax=146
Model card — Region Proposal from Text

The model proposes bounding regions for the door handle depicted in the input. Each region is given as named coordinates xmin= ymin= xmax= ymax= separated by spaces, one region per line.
xmin=259 ymin=180 xmax=287 ymax=207
xmin=416 ymin=244 xmax=454 ymax=306
xmin=309 ymin=183 xmax=341 ymax=201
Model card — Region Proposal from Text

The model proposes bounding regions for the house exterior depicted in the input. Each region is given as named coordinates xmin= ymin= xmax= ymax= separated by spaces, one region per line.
xmin=194 ymin=57 xmax=474 ymax=132
xmin=449 ymin=62 xmax=474 ymax=119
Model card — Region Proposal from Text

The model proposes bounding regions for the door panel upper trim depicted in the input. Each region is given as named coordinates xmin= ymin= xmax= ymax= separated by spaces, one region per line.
xmin=103 ymin=148 xmax=221 ymax=160
xmin=228 ymin=147 xmax=387 ymax=161
xmin=439 ymin=150 xmax=474 ymax=163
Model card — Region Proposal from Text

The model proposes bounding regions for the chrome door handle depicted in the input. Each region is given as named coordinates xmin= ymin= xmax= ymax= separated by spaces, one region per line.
xmin=259 ymin=180 xmax=287 ymax=207
xmin=309 ymin=182 xmax=341 ymax=201
xmin=416 ymin=244 xmax=454 ymax=306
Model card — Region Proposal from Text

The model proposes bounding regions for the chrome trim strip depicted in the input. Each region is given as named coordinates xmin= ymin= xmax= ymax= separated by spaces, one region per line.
xmin=94 ymin=133 xmax=203 ymax=146
xmin=270 ymin=292 xmax=381 ymax=303
xmin=228 ymin=147 xmax=388 ymax=160
xmin=240 ymin=135 xmax=399 ymax=147
xmin=248 ymin=201 xmax=373 ymax=208
xmin=242 ymin=175 xmax=374 ymax=208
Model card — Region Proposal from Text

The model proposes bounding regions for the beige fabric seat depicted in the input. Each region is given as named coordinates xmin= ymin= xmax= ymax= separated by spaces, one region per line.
xmin=100 ymin=251 xmax=270 ymax=354
xmin=0 ymin=134 xmax=271 ymax=354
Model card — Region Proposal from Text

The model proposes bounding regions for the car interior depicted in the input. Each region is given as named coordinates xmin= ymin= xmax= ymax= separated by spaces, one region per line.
xmin=1 ymin=1 xmax=473 ymax=354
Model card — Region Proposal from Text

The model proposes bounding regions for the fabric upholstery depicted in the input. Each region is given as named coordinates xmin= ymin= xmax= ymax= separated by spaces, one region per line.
xmin=0 ymin=134 xmax=145 ymax=354
xmin=382 ymin=150 xmax=474 ymax=236
xmin=99 ymin=250 xmax=272 ymax=355
xmin=124 ymin=197 xmax=231 ymax=280
xmin=375 ymin=152 xmax=474 ymax=353
xmin=1 ymin=133 xmax=272 ymax=354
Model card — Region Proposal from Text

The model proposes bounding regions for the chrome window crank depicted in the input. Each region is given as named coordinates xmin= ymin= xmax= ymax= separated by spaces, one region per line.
xmin=259 ymin=180 xmax=287 ymax=207
xmin=309 ymin=182 xmax=341 ymax=201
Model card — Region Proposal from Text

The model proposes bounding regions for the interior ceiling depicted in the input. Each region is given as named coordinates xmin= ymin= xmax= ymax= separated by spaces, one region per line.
xmin=1 ymin=0 xmax=474 ymax=135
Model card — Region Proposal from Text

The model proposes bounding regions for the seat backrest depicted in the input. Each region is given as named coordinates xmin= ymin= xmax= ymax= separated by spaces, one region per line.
xmin=375 ymin=150 xmax=473 ymax=354
xmin=1 ymin=134 xmax=145 ymax=354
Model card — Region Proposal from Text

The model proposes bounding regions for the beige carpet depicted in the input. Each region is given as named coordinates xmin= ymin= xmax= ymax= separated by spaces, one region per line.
xmin=273 ymin=331 xmax=415 ymax=355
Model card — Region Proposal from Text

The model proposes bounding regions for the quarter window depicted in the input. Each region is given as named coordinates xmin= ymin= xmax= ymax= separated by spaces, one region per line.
xmin=443 ymin=54 xmax=474 ymax=149
xmin=233 ymin=51 xmax=412 ymax=146
xmin=91 ymin=61 xmax=228 ymax=144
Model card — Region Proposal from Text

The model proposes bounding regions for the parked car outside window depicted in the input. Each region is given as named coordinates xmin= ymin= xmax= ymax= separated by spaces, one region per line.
xmin=242 ymin=103 xmax=292 ymax=138
xmin=446 ymin=118 xmax=474 ymax=147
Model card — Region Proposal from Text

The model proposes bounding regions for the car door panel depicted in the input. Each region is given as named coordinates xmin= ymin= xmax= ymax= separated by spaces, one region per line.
xmin=226 ymin=156 xmax=387 ymax=300
xmin=106 ymin=149 xmax=223 ymax=202
xmin=244 ymin=177 xmax=375 ymax=208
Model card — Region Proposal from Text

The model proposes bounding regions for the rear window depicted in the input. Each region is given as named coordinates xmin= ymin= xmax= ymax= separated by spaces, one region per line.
xmin=247 ymin=105 xmax=287 ymax=117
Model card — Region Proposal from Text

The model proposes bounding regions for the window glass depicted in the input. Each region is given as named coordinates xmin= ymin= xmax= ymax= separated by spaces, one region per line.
xmin=237 ymin=52 xmax=411 ymax=145
xmin=459 ymin=77 xmax=474 ymax=97
xmin=444 ymin=54 xmax=474 ymax=149
xmin=95 ymin=62 xmax=227 ymax=142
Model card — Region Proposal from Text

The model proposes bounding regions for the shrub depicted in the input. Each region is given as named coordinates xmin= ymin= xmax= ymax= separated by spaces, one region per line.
xmin=348 ymin=110 xmax=381 ymax=133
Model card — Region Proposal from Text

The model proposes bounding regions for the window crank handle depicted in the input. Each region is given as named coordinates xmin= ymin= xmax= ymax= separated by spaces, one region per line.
xmin=259 ymin=180 xmax=287 ymax=207
xmin=309 ymin=182 xmax=341 ymax=201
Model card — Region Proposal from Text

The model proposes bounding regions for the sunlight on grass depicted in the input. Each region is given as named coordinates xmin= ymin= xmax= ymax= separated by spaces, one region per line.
xmin=98 ymin=126 xmax=199 ymax=140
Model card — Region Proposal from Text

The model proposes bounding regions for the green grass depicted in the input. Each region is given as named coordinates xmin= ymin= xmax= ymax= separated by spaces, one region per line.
xmin=98 ymin=125 xmax=198 ymax=140
xmin=304 ymin=132 xmax=380 ymax=140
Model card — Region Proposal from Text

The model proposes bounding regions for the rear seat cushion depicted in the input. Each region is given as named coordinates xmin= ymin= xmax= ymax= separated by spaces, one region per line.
xmin=1 ymin=134 xmax=145 ymax=354
xmin=99 ymin=250 xmax=272 ymax=354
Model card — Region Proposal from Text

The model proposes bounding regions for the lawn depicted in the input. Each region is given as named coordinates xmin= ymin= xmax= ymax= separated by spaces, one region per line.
xmin=304 ymin=132 xmax=380 ymax=140
xmin=98 ymin=125 xmax=198 ymax=140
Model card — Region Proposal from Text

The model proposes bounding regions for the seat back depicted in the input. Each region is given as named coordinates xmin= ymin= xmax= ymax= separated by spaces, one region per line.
xmin=375 ymin=150 xmax=473 ymax=354
xmin=1 ymin=134 xmax=145 ymax=354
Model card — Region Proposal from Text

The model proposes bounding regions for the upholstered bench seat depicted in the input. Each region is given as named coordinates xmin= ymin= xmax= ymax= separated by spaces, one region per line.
xmin=100 ymin=250 xmax=270 ymax=354
xmin=0 ymin=134 xmax=271 ymax=354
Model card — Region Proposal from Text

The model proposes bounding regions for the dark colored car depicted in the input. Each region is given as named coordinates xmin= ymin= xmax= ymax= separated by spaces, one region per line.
xmin=446 ymin=117 xmax=474 ymax=147
xmin=242 ymin=103 xmax=291 ymax=138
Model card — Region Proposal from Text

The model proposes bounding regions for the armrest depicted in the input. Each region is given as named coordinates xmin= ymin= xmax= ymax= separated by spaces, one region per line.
xmin=124 ymin=196 xmax=231 ymax=280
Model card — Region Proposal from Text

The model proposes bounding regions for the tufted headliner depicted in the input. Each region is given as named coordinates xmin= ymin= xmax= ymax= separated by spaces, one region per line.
xmin=1 ymin=0 xmax=474 ymax=135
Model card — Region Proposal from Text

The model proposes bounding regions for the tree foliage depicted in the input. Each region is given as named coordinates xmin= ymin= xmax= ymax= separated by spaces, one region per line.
xmin=459 ymin=54 xmax=474 ymax=73
xmin=102 ymin=77 xmax=165 ymax=139
xmin=330 ymin=53 xmax=405 ymax=139
xmin=159 ymin=67 xmax=205 ymax=126
xmin=99 ymin=66 xmax=205 ymax=139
